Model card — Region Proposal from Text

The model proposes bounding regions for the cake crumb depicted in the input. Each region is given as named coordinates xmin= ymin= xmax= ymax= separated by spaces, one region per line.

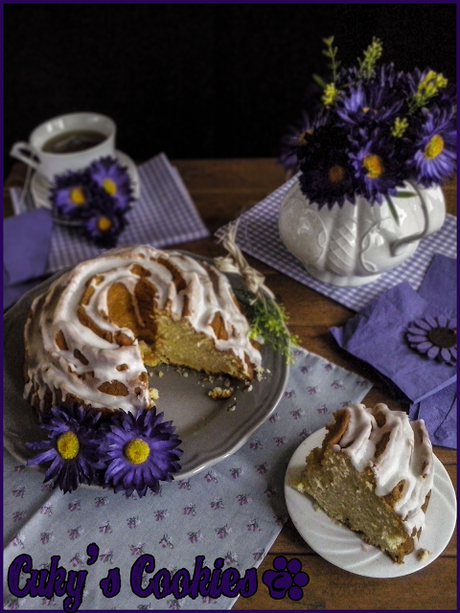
xmin=202 ymin=375 xmax=215 ymax=384
xmin=174 ymin=367 xmax=189 ymax=377
xmin=149 ymin=387 xmax=159 ymax=401
xmin=208 ymin=386 xmax=234 ymax=400
xmin=416 ymin=548 xmax=431 ymax=561
xmin=157 ymin=370 xmax=164 ymax=378
xmin=227 ymin=403 xmax=237 ymax=412
xmin=295 ymin=480 xmax=305 ymax=493
xmin=255 ymin=367 xmax=265 ymax=381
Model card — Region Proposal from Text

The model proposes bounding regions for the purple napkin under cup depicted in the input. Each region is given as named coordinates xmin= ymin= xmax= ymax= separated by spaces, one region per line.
xmin=3 ymin=208 xmax=53 ymax=310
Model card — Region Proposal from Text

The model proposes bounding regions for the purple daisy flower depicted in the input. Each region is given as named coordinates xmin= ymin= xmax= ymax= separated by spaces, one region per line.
xmin=372 ymin=63 xmax=406 ymax=90
xmin=408 ymin=106 xmax=457 ymax=187
xmin=279 ymin=105 xmax=328 ymax=174
xmin=88 ymin=156 xmax=134 ymax=212
xmin=407 ymin=315 xmax=457 ymax=364
xmin=349 ymin=129 xmax=404 ymax=203
xmin=81 ymin=198 xmax=128 ymax=249
xmin=49 ymin=170 xmax=93 ymax=219
xmin=281 ymin=39 xmax=456 ymax=210
xmin=27 ymin=405 xmax=105 ymax=493
xmin=335 ymin=65 xmax=360 ymax=89
xmin=297 ymin=125 xmax=357 ymax=208
xmin=102 ymin=408 xmax=183 ymax=497
xmin=336 ymin=76 xmax=404 ymax=128
xmin=278 ymin=111 xmax=312 ymax=174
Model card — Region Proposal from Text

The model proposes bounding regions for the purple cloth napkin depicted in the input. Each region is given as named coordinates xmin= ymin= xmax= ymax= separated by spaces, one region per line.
xmin=331 ymin=281 xmax=456 ymax=404
xmin=410 ymin=255 xmax=457 ymax=448
xmin=3 ymin=208 xmax=53 ymax=311
xmin=417 ymin=254 xmax=457 ymax=313
xmin=331 ymin=254 xmax=457 ymax=447
xmin=409 ymin=383 xmax=457 ymax=449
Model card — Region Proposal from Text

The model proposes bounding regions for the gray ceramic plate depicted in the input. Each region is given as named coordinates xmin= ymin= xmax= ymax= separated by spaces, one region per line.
xmin=3 ymin=253 xmax=289 ymax=480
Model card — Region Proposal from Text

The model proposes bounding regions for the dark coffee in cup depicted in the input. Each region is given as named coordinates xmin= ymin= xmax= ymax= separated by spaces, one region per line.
xmin=10 ymin=112 xmax=116 ymax=181
xmin=42 ymin=130 xmax=107 ymax=154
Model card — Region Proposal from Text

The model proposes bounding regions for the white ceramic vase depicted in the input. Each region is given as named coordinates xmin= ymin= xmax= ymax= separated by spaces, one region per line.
xmin=278 ymin=180 xmax=446 ymax=287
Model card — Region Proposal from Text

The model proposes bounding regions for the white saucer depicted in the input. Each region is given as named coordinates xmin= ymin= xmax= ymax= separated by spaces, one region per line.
xmin=284 ymin=428 xmax=457 ymax=578
xmin=30 ymin=150 xmax=140 ymax=211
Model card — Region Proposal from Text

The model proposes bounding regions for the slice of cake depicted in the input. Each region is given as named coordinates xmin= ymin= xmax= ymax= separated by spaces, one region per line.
xmin=23 ymin=245 xmax=262 ymax=417
xmin=296 ymin=403 xmax=434 ymax=563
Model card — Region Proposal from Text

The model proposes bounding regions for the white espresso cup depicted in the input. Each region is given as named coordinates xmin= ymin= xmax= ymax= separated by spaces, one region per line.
xmin=10 ymin=112 xmax=116 ymax=182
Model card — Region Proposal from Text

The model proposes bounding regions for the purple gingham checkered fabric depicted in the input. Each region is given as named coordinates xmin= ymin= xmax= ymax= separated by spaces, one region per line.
xmin=10 ymin=153 xmax=210 ymax=274
xmin=215 ymin=176 xmax=457 ymax=312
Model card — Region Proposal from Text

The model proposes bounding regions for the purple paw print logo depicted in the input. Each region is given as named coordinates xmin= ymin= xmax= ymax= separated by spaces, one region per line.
xmin=262 ymin=556 xmax=309 ymax=600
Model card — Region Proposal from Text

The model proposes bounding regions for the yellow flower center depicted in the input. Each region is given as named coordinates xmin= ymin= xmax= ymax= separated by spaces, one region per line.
xmin=97 ymin=216 xmax=113 ymax=232
xmin=56 ymin=431 xmax=80 ymax=460
xmin=363 ymin=154 xmax=384 ymax=179
xmin=297 ymin=129 xmax=312 ymax=146
xmin=102 ymin=178 xmax=117 ymax=196
xmin=424 ymin=134 xmax=444 ymax=160
xmin=124 ymin=438 xmax=150 ymax=465
xmin=69 ymin=187 xmax=86 ymax=206
xmin=328 ymin=165 xmax=346 ymax=184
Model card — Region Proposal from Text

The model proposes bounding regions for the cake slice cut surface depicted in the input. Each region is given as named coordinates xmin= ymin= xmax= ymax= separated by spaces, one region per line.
xmin=23 ymin=245 xmax=262 ymax=416
xmin=296 ymin=403 xmax=434 ymax=563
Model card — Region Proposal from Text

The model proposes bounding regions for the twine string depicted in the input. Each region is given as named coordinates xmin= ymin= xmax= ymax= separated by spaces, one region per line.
xmin=214 ymin=221 xmax=275 ymax=305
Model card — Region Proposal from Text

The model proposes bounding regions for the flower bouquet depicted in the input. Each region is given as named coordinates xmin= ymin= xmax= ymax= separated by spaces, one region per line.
xmin=281 ymin=36 xmax=456 ymax=215
xmin=278 ymin=37 xmax=456 ymax=287
xmin=50 ymin=156 xmax=135 ymax=248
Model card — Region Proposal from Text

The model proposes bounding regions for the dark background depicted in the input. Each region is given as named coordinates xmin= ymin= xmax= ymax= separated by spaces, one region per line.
xmin=4 ymin=3 xmax=457 ymax=178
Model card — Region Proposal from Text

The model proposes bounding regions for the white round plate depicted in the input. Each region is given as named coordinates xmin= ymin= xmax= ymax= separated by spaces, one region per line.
xmin=284 ymin=428 xmax=457 ymax=578
xmin=3 ymin=254 xmax=289 ymax=482
xmin=30 ymin=150 xmax=140 ymax=211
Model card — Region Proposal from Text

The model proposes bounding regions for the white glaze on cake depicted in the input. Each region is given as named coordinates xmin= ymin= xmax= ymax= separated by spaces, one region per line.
xmin=332 ymin=403 xmax=433 ymax=538
xmin=24 ymin=245 xmax=262 ymax=414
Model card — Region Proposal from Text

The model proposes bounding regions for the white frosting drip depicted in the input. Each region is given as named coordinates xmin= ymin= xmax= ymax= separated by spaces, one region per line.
xmin=24 ymin=245 xmax=262 ymax=414
xmin=337 ymin=403 xmax=433 ymax=538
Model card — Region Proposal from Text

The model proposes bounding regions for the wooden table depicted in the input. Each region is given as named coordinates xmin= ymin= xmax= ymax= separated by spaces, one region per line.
xmin=4 ymin=160 xmax=457 ymax=609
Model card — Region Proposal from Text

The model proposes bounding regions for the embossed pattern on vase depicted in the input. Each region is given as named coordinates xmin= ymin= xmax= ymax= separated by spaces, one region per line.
xmin=279 ymin=181 xmax=446 ymax=287
xmin=326 ymin=217 xmax=358 ymax=276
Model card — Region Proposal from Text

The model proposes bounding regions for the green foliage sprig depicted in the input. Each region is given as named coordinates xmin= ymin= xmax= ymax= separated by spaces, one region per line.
xmin=358 ymin=37 xmax=383 ymax=80
xmin=322 ymin=36 xmax=341 ymax=83
xmin=237 ymin=290 xmax=299 ymax=364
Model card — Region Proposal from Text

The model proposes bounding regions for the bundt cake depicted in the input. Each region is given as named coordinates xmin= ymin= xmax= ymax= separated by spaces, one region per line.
xmin=24 ymin=245 xmax=262 ymax=416
xmin=296 ymin=403 xmax=434 ymax=563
